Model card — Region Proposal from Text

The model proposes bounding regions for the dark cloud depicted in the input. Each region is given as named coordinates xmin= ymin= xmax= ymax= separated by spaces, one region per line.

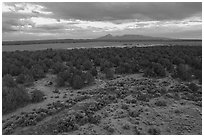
xmin=35 ymin=24 xmax=66 ymax=31
xmin=2 ymin=2 xmax=202 ymax=40
xmin=40 ymin=2 xmax=201 ymax=21
xmin=2 ymin=24 xmax=18 ymax=32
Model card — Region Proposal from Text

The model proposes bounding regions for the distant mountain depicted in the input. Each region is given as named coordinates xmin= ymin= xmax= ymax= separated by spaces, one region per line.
xmin=97 ymin=34 xmax=170 ymax=40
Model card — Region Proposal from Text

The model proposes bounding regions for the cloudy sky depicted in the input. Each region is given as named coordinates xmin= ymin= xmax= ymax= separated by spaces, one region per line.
xmin=2 ymin=2 xmax=202 ymax=41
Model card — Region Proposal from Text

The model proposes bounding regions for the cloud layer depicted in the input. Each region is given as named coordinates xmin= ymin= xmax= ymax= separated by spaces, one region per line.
xmin=2 ymin=2 xmax=202 ymax=40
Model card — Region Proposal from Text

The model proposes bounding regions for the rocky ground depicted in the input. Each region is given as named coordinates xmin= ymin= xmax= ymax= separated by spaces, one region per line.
xmin=2 ymin=73 xmax=202 ymax=135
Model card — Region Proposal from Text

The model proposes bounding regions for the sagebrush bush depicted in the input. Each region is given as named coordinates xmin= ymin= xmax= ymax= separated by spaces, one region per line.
xmin=2 ymin=86 xmax=30 ymax=114
xmin=155 ymin=99 xmax=167 ymax=106
xmin=72 ymin=75 xmax=84 ymax=89
xmin=3 ymin=74 xmax=17 ymax=87
xmin=187 ymin=82 xmax=199 ymax=92
xmin=148 ymin=127 xmax=161 ymax=135
xmin=31 ymin=90 xmax=45 ymax=103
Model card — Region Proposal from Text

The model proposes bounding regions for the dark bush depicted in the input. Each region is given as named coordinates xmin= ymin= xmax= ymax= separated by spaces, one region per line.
xmin=2 ymin=86 xmax=30 ymax=114
xmin=3 ymin=74 xmax=17 ymax=87
xmin=104 ymin=125 xmax=115 ymax=133
xmin=31 ymin=90 xmax=45 ymax=103
xmin=129 ymin=110 xmax=140 ymax=117
xmin=30 ymin=65 xmax=45 ymax=79
xmin=187 ymin=82 xmax=199 ymax=92
xmin=16 ymin=74 xmax=26 ymax=84
xmin=148 ymin=127 xmax=161 ymax=135
xmin=176 ymin=64 xmax=192 ymax=81
xmin=105 ymin=68 xmax=114 ymax=79
xmin=83 ymin=60 xmax=93 ymax=70
xmin=122 ymin=123 xmax=130 ymax=130
xmin=88 ymin=114 xmax=101 ymax=124
xmin=56 ymin=76 xmax=65 ymax=87
xmin=52 ymin=62 xmax=65 ymax=74
xmin=91 ymin=67 xmax=98 ymax=77
xmin=82 ymin=71 xmax=94 ymax=84
xmin=155 ymin=99 xmax=167 ymax=106
xmin=72 ymin=75 xmax=84 ymax=89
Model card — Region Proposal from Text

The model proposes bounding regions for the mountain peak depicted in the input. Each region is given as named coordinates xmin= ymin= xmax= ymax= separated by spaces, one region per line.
xmin=106 ymin=34 xmax=113 ymax=36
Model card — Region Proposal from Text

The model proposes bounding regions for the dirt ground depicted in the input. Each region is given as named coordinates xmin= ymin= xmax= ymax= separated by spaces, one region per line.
xmin=2 ymin=73 xmax=202 ymax=135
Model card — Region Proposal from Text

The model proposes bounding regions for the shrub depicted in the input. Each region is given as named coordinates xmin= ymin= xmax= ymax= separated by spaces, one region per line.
xmin=193 ymin=69 xmax=202 ymax=84
xmin=148 ymin=127 xmax=161 ymax=135
xmin=176 ymin=64 xmax=192 ymax=81
xmin=21 ymin=74 xmax=34 ymax=87
xmin=3 ymin=74 xmax=17 ymax=87
xmin=2 ymin=86 xmax=30 ymax=114
xmin=16 ymin=74 xmax=26 ymax=84
xmin=122 ymin=123 xmax=130 ymax=130
xmin=105 ymin=68 xmax=114 ymax=79
xmin=172 ymin=57 xmax=185 ymax=65
xmin=56 ymin=75 xmax=65 ymax=87
xmin=137 ymin=93 xmax=149 ymax=102
xmin=52 ymin=62 xmax=65 ymax=74
xmin=152 ymin=63 xmax=166 ymax=77
xmin=91 ymin=67 xmax=98 ymax=77
xmin=31 ymin=90 xmax=45 ymax=103
xmin=133 ymin=126 xmax=141 ymax=135
xmin=30 ymin=65 xmax=45 ymax=79
xmin=155 ymin=99 xmax=167 ymax=106
xmin=115 ymin=63 xmax=132 ymax=74
xmin=104 ymin=125 xmax=115 ymax=133
xmin=144 ymin=68 xmax=156 ymax=77
xmin=88 ymin=114 xmax=101 ymax=124
xmin=83 ymin=71 xmax=94 ymax=84
xmin=72 ymin=75 xmax=84 ymax=89
xmin=55 ymin=115 xmax=78 ymax=133
xmin=121 ymin=103 xmax=129 ymax=110
xmin=83 ymin=60 xmax=93 ymax=70
xmin=159 ymin=87 xmax=167 ymax=95
xmin=144 ymin=63 xmax=166 ymax=77
xmin=129 ymin=110 xmax=140 ymax=117
xmin=187 ymin=82 xmax=199 ymax=92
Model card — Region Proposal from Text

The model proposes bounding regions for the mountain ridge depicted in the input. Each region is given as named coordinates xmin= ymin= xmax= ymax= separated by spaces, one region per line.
xmin=97 ymin=34 xmax=171 ymax=40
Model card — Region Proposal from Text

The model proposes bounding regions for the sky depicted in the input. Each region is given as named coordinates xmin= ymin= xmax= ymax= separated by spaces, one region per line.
xmin=2 ymin=2 xmax=202 ymax=41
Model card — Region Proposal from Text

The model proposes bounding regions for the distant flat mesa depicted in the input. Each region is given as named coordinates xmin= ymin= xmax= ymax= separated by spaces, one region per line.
xmin=96 ymin=34 xmax=170 ymax=40
xmin=2 ymin=34 xmax=201 ymax=46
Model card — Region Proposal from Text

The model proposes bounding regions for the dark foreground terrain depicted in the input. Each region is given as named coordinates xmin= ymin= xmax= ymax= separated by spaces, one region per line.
xmin=2 ymin=45 xmax=202 ymax=135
